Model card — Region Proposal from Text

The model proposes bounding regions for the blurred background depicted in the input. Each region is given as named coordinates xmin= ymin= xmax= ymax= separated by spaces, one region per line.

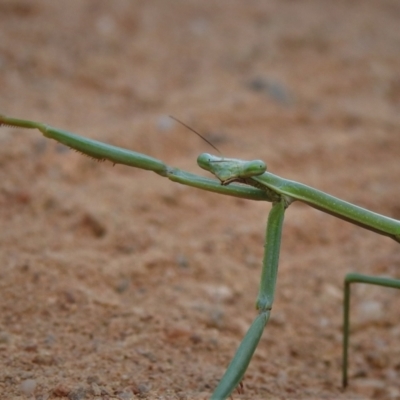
xmin=1 ymin=1 xmax=400 ymax=399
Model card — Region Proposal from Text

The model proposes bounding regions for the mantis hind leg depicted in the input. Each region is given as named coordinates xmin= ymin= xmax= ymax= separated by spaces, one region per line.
xmin=342 ymin=273 xmax=400 ymax=387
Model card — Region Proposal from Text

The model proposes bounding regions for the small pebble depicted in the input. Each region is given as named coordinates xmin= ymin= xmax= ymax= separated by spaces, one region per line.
xmin=270 ymin=311 xmax=286 ymax=327
xmin=189 ymin=17 xmax=209 ymax=36
xmin=137 ymin=383 xmax=150 ymax=394
xmin=91 ymin=382 xmax=101 ymax=396
xmin=352 ymin=378 xmax=387 ymax=398
xmin=115 ymin=278 xmax=130 ymax=293
xmin=357 ymin=300 xmax=383 ymax=323
xmin=96 ymin=15 xmax=116 ymax=36
xmin=19 ymin=379 xmax=36 ymax=396
xmin=0 ymin=331 xmax=11 ymax=344
xmin=176 ymin=254 xmax=189 ymax=269
xmin=209 ymin=308 xmax=224 ymax=328
xmin=203 ymin=284 xmax=233 ymax=302
xmin=52 ymin=384 xmax=70 ymax=397
xmin=157 ymin=115 xmax=174 ymax=132
xmin=246 ymin=76 xmax=294 ymax=106
xmin=117 ymin=389 xmax=134 ymax=400
xmin=68 ymin=387 xmax=86 ymax=400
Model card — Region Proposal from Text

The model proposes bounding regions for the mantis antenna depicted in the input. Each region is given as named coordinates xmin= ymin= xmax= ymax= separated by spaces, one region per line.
xmin=169 ymin=116 xmax=222 ymax=155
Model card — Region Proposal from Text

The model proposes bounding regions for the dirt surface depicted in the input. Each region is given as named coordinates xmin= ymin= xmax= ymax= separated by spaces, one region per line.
xmin=1 ymin=1 xmax=400 ymax=399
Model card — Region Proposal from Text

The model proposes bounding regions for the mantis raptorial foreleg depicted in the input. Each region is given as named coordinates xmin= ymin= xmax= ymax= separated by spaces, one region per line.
xmin=1 ymin=113 xmax=399 ymax=398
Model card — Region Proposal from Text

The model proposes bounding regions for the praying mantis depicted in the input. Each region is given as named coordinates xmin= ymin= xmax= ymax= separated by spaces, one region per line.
xmin=1 ymin=113 xmax=399 ymax=399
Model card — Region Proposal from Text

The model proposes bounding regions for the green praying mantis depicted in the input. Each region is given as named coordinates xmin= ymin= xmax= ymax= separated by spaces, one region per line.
xmin=1 ymin=113 xmax=399 ymax=399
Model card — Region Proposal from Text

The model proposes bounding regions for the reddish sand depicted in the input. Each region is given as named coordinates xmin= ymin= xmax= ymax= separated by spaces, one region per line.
xmin=1 ymin=1 xmax=400 ymax=399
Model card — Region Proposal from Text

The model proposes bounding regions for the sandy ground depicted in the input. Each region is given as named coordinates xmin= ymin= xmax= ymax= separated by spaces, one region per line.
xmin=1 ymin=1 xmax=400 ymax=399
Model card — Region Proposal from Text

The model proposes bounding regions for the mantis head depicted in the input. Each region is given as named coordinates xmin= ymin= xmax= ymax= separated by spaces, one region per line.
xmin=197 ymin=153 xmax=267 ymax=185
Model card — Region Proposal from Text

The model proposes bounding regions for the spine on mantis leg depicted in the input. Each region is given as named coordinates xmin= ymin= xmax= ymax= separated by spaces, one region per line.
xmin=210 ymin=200 xmax=286 ymax=399
xmin=45 ymin=126 xmax=169 ymax=176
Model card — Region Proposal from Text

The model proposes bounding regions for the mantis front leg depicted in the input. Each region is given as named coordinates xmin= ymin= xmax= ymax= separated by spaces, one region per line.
xmin=211 ymin=200 xmax=286 ymax=399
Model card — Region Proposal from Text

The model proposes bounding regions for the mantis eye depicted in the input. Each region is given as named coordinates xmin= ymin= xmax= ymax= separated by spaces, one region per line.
xmin=240 ymin=160 xmax=267 ymax=177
